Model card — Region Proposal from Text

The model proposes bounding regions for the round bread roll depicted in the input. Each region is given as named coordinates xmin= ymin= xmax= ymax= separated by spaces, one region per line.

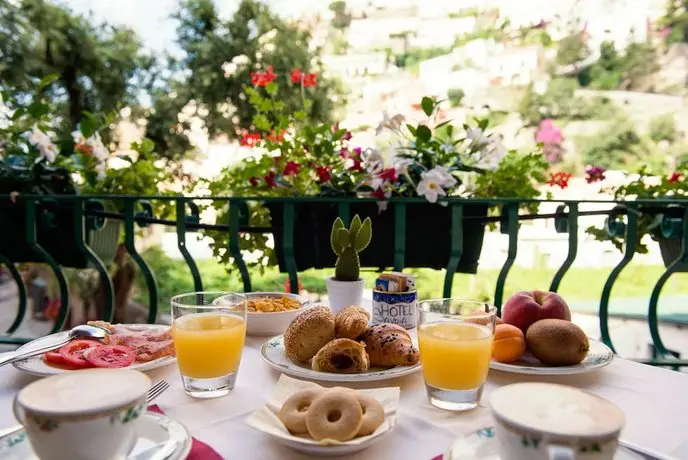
xmin=284 ymin=306 xmax=335 ymax=362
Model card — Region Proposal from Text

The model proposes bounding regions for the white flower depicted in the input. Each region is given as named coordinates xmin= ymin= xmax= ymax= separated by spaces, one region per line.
xmin=28 ymin=127 xmax=58 ymax=163
xmin=467 ymin=127 xmax=489 ymax=146
xmin=440 ymin=142 xmax=454 ymax=154
xmin=258 ymin=28 xmax=278 ymax=44
xmin=375 ymin=111 xmax=405 ymax=135
xmin=222 ymin=62 xmax=238 ymax=77
xmin=476 ymin=135 xmax=507 ymax=171
xmin=232 ymin=54 xmax=250 ymax=66
xmin=364 ymin=149 xmax=384 ymax=175
xmin=416 ymin=170 xmax=448 ymax=203
xmin=427 ymin=166 xmax=457 ymax=188
xmin=255 ymin=51 xmax=263 ymax=61
xmin=71 ymin=130 xmax=85 ymax=145
xmin=393 ymin=158 xmax=414 ymax=175
xmin=263 ymin=43 xmax=276 ymax=53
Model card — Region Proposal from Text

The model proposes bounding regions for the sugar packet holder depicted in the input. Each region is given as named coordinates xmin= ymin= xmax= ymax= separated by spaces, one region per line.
xmin=374 ymin=272 xmax=416 ymax=293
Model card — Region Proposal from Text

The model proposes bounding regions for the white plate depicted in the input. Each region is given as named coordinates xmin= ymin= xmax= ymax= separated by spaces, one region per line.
xmin=260 ymin=335 xmax=421 ymax=382
xmin=444 ymin=426 xmax=643 ymax=460
xmin=12 ymin=324 xmax=177 ymax=377
xmin=489 ymin=338 xmax=614 ymax=375
xmin=261 ymin=430 xmax=391 ymax=457
xmin=0 ymin=412 xmax=191 ymax=460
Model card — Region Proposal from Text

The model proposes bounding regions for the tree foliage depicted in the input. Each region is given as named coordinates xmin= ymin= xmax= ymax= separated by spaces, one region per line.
xmin=145 ymin=0 xmax=340 ymax=160
xmin=0 ymin=0 xmax=147 ymax=133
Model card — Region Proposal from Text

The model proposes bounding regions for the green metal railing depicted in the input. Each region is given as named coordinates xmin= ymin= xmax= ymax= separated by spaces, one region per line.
xmin=1 ymin=195 xmax=687 ymax=368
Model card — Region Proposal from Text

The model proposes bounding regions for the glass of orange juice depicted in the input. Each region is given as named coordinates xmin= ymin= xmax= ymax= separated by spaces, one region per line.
xmin=417 ymin=299 xmax=497 ymax=411
xmin=171 ymin=292 xmax=247 ymax=398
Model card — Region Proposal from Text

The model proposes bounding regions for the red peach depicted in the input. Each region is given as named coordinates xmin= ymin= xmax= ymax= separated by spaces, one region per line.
xmin=502 ymin=291 xmax=571 ymax=335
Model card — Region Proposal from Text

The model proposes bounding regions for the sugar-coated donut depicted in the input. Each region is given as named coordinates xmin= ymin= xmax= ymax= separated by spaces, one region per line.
xmin=327 ymin=386 xmax=356 ymax=394
xmin=278 ymin=389 xmax=324 ymax=434
xmin=355 ymin=393 xmax=385 ymax=436
xmin=305 ymin=391 xmax=363 ymax=441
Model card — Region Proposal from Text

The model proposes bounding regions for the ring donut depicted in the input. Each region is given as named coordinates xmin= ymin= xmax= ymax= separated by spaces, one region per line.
xmin=355 ymin=393 xmax=385 ymax=436
xmin=305 ymin=391 xmax=363 ymax=441
xmin=278 ymin=389 xmax=324 ymax=434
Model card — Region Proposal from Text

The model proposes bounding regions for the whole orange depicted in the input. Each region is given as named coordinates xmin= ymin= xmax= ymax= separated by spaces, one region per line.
xmin=492 ymin=324 xmax=526 ymax=363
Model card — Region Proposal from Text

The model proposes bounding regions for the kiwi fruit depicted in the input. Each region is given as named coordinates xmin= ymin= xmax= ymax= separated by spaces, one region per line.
xmin=526 ymin=319 xmax=589 ymax=366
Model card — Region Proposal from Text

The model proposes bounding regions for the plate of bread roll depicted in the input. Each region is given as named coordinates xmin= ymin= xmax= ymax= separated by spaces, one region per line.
xmin=260 ymin=305 xmax=421 ymax=382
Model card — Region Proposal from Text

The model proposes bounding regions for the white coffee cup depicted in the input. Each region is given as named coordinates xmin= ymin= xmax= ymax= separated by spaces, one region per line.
xmin=490 ymin=382 xmax=625 ymax=460
xmin=13 ymin=368 xmax=151 ymax=460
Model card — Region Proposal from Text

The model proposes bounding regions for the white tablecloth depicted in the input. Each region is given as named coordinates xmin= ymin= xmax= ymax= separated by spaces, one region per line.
xmin=1 ymin=336 xmax=688 ymax=459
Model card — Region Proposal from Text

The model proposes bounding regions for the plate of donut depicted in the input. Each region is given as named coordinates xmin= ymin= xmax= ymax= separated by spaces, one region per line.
xmin=245 ymin=374 xmax=399 ymax=456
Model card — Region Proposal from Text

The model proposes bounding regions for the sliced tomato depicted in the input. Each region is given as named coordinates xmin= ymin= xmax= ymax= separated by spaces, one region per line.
xmin=84 ymin=345 xmax=136 ymax=368
xmin=43 ymin=351 xmax=65 ymax=365
xmin=59 ymin=340 xmax=102 ymax=368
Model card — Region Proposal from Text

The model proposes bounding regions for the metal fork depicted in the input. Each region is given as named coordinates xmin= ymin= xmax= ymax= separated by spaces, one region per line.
xmin=0 ymin=379 xmax=170 ymax=439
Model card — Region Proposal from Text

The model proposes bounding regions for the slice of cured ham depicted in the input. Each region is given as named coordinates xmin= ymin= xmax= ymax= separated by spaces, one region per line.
xmin=87 ymin=321 xmax=175 ymax=362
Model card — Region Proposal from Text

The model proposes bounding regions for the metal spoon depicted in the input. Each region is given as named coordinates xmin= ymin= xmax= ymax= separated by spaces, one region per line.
xmin=0 ymin=324 xmax=110 ymax=368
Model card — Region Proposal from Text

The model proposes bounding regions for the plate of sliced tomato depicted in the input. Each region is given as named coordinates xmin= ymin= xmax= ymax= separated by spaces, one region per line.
xmin=12 ymin=324 xmax=176 ymax=377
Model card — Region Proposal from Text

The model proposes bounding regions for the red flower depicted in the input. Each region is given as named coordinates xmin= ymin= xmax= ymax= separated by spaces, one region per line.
xmin=251 ymin=66 xmax=276 ymax=86
xmin=240 ymin=133 xmax=261 ymax=147
xmin=379 ymin=168 xmax=397 ymax=182
xmin=371 ymin=187 xmax=387 ymax=200
xmin=283 ymin=161 xmax=300 ymax=176
xmin=303 ymin=73 xmax=317 ymax=87
xmin=75 ymin=143 xmax=93 ymax=155
xmin=547 ymin=172 xmax=572 ymax=189
xmin=249 ymin=177 xmax=259 ymax=187
xmin=339 ymin=147 xmax=349 ymax=158
xmin=342 ymin=130 xmax=352 ymax=141
xmin=585 ymin=165 xmax=606 ymax=184
xmin=290 ymin=68 xmax=303 ymax=83
xmin=264 ymin=171 xmax=277 ymax=188
xmin=316 ymin=166 xmax=332 ymax=183
xmin=349 ymin=159 xmax=364 ymax=172
xmin=668 ymin=172 xmax=684 ymax=183
xmin=266 ymin=130 xmax=285 ymax=143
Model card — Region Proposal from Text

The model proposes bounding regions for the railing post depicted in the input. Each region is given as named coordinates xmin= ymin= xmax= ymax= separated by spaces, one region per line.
xmin=229 ymin=199 xmax=251 ymax=293
xmin=176 ymin=199 xmax=203 ymax=293
xmin=25 ymin=198 xmax=70 ymax=333
xmin=283 ymin=202 xmax=298 ymax=294
xmin=443 ymin=203 xmax=464 ymax=298
xmin=599 ymin=205 xmax=638 ymax=353
xmin=550 ymin=203 xmax=579 ymax=292
xmin=494 ymin=203 xmax=519 ymax=313
xmin=124 ymin=199 xmax=158 ymax=324
xmin=0 ymin=254 xmax=27 ymax=335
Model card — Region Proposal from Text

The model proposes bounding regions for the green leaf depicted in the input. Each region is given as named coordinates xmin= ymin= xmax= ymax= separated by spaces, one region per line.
xmin=253 ymin=114 xmax=271 ymax=132
xmin=336 ymin=227 xmax=350 ymax=250
xmin=265 ymin=81 xmax=278 ymax=96
xmin=80 ymin=116 xmax=97 ymax=138
xmin=38 ymin=74 xmax=59 ymax=89
xmin=354 ymin=217 xmax=372 ymax=252
xmin=348 ymin=214 xmax=362 ymax=244
xmin=330 ymin=217 xmax=345 ymax=255
xmin=421 ymin=96 xmax=435 ymax=116
xmin=406 ymin=124 xmax=417 ymax=136
xmin=416 ymin=125 xmax=432 ymax=143
xmin=27 ymin=102 xmax=50 ymax=119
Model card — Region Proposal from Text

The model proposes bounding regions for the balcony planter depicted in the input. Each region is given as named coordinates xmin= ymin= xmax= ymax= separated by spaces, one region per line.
xmin=88 ymin=218 xmax=122 ymax=266
xmin=0 ymin=164 xmax=89 ymax=268
xmin=268 ymin=201 xmax=488 ymax=273
xmin=657 ymin=237 xmax=688 ymax=272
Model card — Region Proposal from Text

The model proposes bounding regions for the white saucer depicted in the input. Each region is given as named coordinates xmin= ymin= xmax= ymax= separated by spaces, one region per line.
xmin=444 ymin=427 xmax=643 ymax=460
xmin=0 ymin=412 xmax=191 ymax=460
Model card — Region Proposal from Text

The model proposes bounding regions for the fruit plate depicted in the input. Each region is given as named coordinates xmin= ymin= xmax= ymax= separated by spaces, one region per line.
xmin=260 ymin=335 xmax=421 ymax=382
xmin=12 ymin=324 xmax=177 ymax=377
xmin=489 ymin=338 xmax=614 ymax=375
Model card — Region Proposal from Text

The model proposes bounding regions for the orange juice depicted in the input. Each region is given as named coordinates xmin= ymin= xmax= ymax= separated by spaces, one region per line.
xmin=172 ymin=313 xmax=246 ymax=379
xmin=418 ymin=322 xmax=493 ymax=390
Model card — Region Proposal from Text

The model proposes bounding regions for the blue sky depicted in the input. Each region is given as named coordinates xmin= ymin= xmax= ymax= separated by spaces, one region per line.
xmin=60 ymin=0 xmax=312 ymax=52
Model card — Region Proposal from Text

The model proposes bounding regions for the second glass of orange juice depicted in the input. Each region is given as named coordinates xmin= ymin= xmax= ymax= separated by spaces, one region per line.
xmin=418 ymin=299 xmax=496 ymax=411
xmin=171 ymin=292 xmax=247 ymax=398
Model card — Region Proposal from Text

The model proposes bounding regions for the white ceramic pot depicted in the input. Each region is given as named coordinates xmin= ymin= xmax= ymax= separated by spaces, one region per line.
xmin=14 ymin=368 xmax=150 ymax=460
xmin=325 ymin=277 xmax=365 ymax=314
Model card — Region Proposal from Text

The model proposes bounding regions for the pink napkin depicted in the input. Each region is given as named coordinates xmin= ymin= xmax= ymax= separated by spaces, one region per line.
xmin=430 ymin=456 xmax=443 ymax=460
xmin=148 ymin=405 xmax=223 ymax=460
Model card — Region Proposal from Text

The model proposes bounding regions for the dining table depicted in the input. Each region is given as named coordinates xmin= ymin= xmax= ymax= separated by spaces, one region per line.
xmin=0 ymin=321 xmax=687 ymax=460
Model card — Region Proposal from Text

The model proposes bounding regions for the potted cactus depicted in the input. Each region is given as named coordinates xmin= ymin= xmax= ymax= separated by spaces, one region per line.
xmin=326 ymin=215 xmax=372 ymax=314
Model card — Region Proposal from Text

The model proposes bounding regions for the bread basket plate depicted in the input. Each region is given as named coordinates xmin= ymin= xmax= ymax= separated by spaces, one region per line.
xmin=260 ymin=335 xmax=421 ymax=382
xmin=489 ymin=338 xmax=613 ymax=375
xmin=12 ymin=324 xmax=177 ymax=377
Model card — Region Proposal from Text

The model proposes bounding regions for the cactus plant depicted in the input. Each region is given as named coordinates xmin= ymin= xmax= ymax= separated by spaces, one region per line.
xmin=330 ymin=215 xmax=372 ymax=282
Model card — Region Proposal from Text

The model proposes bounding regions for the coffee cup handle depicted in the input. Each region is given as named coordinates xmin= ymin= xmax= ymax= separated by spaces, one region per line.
xmin=547 ymin=444 xmax=576 ymax=460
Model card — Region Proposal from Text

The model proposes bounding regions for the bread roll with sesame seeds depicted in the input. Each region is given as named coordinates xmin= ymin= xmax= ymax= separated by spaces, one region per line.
xmin=284 ymin=306 xmax=336 ymax=362
xmin=360 ymin=323 xmax=419 ymax=367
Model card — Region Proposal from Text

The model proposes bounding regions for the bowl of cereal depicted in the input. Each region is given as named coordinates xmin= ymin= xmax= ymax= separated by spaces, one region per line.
xmin=222 ymin=292 xmax=310 ymax=336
